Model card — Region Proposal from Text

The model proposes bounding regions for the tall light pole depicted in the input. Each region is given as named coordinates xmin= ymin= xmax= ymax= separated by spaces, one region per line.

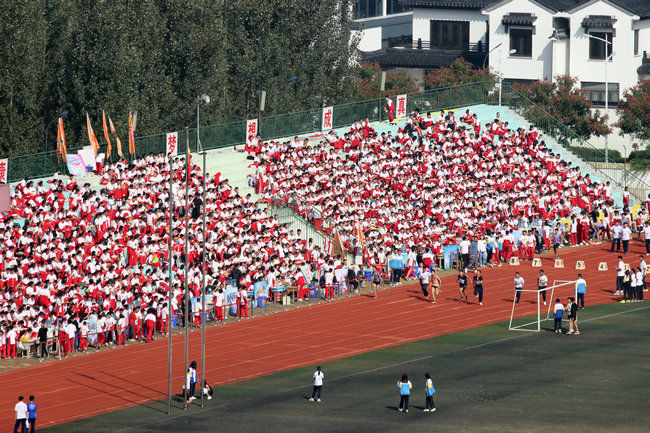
xmin=183 ymin=126 xmax=190 ymax=409
xmin=44 ymin=110 xmax=69 ymax=171
xmin=167 ymin=146 xmax=174 ymax=415
xmin=586 ymin=33 xmax=613 ymax=162
xmin=196 ymin=93 xmax=210 ymax=408
xmin=273 ymin=76 xmax=298 ymax=115
xmin=498 ymin=48 xmax=517 ymax=106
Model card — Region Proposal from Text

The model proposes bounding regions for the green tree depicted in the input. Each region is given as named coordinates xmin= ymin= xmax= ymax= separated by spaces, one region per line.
xmin=513 ymin=75 xmax=610 ymax=143
xmin=351 ymin=62 xmax=420 ymax=100
xmin=423 ymin=58 xmax=496 ymax=90
xmin=616 ymin=80 xmax=650 ymax=149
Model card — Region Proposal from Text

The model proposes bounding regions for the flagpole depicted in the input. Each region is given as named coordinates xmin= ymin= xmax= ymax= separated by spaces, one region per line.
xmin=183 ymin=127 xmax=191 ymax=409
xmin=167 ymin=150 xmax=174 ymax=415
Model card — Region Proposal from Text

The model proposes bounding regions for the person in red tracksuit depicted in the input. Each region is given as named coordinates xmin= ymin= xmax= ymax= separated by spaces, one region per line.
xmin=145 ymin=310 xmax=156 ymax=342
xmin=295 ymin=268 xmax=307 ymax=300
xmin=237 ymin=287 xmax=249 ymax=318
xmin=385 ymin=96 xmax=396 ymax=125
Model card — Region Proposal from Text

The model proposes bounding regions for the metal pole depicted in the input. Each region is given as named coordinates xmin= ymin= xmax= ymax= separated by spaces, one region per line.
xmin=167 ymin=151 xmax=174 ymax=415
xmin=498 ymin=48 xmax=503 ymax=106
xmin=184 ymin=127 xmax=190 ymax=404
xmin=197 ymin=100 xmax=208 ymax=408
xmin=604 ymin=51 xmax=609 ymax=163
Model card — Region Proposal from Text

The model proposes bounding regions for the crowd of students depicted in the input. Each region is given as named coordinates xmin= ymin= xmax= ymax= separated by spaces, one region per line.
xmin=0 ymin=105 xmax=641 ymax=360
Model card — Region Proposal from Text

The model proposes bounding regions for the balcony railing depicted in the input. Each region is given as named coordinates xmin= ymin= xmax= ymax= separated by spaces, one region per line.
xmin=386 ymin=36 xmax=485 ymax=52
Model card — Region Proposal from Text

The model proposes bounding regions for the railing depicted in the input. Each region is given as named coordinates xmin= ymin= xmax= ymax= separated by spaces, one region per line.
xmin=410 ymin=39 xmax=485 ymax=52
xmin=266 ymin=193 xmax=356 ymax=264
xmin=4 ymin=82 xmax=498 ymax=182
xmin=501 ymin=82 xmax=650 ymax=202
xmin=7 ymin=80 xmax=646 ymax=202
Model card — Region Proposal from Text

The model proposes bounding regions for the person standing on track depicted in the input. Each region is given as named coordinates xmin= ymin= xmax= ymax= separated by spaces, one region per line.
xmin=615 ymin=256 xmax=625 ymax=295
xmin=371 ymin=268 xmax=381 ymax=298
xmin=537 ymin=270 xmax=548 ymax=306
xmin=397 ymin=374 xmax=412 ymax=412
xmin=472 ymin=270 xmax=484 ymax=306
xmin=309 ymin=366 xmax=324 ymax=402
xmin=13 ymin=396 xmax=27 ymax=433
xmin=575 ymin=274 xmax=587 ymax=309
xmin=514 ymin=272 xmax=525 ymax=304
xmin=423 ymin=373 xmax=436 ymax=412
xmin=457 ymin=270 xmax=468 ymax=301
xmin=26 ymin=395 xmax=37 ymax=433
xmin=622 ymin=222 xmax=632 ymax=254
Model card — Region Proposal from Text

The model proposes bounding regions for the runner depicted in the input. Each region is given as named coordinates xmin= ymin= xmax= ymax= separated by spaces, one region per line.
xmin=472 ymin=270 xmax=484 ymax=306
xmin=457 ymin=270 xmax=468 ymax=302
xmin=430 ymin=271 xmax=442 ymax=303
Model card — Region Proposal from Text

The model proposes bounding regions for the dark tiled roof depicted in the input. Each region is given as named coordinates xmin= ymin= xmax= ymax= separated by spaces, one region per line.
xmin=502 ymin=13 xmax=537 ymax=26
xmin=361 ymin=47 xmax=485 ymax=69
xmin=398 ymin=0 xmax=498 ymax=9
xmin=581 ymin=15 xmax=617 ymax=28
xmin=401 ymin=0 xmax=650 ymax=17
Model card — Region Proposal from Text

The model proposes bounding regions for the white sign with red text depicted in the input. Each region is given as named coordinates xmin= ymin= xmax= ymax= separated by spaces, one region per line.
xmin=166 ymin=132 xmax=178 ymax=156
xmin=246 ymin=119 xmax=258 ymax=138
xmin=0 ymin=159 xmax=7 ymax=183
xmin=322 ymin=106 xmax=333 ymax=131
xmin=396 ymin=94 xmax=407 ymax=118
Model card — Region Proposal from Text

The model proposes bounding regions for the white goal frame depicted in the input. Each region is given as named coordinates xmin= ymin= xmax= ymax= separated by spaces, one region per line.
xmin=508 ymin=280 xmax=576 ymax=332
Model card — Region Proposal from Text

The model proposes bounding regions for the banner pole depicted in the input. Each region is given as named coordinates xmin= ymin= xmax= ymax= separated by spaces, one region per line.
xmin=167 ymin=150 xmax=174 ymax=415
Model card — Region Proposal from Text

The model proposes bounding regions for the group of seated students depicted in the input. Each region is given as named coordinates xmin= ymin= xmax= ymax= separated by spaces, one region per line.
xmin=250 ymin=108 xmax=636 ymax=273
xmin=0 ymin=106 xmax=634 ymax=360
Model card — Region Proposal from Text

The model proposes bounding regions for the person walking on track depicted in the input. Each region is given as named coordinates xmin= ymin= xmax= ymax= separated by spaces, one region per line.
xmin=309 ymin=366 xmax=324 ymax=402
xmin=575 ymin=274 xmax=587 ymax=308
xmin=419 ymin=266 xmax=431 ymax=300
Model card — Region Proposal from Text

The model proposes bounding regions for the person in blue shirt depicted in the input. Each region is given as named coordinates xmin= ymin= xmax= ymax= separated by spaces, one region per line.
xmin=553 ymin=298 xmax=564 ymax=333
xmin=575 ymin=274 xmax=587 ymax=308
xmin=26 ymin=395 xmax=37 ymax=433
xmin=397 ymin=374 xmax=412 ymax=412
xmin=424 ymin=373 xmax=437 ymax=412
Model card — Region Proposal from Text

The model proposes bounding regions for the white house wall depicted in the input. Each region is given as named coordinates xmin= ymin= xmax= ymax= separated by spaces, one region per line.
xmin=354 ymin=27 xmax=383 ymax=52
xmin=486 ymin=0 xmax=555 ymax=81
xmin=568 ymin=1 xmax=638 ymax=94
xmin=412 ymin=8 xmax=487 ymax=46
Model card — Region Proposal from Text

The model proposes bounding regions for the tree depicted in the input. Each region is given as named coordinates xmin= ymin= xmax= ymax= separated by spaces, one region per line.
xmin=513 ymin=75 xmax=610 ymax=143
xmin=616 ymin=80 xmax=650 ymax=148
xmin=0 ymin=0 xmax=361 ymax=158
xmin=423 ymin=58 xmax=497 ymax=90
xmin=351 ymin=62 xmax=420 ymax=100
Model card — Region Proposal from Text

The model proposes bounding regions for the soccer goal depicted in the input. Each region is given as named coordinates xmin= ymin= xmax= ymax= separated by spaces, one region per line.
xmin=508 ymin=280 xmax=576 ymax=332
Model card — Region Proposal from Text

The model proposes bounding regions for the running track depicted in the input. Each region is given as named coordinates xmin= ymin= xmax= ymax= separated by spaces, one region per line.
xmin=0 ymin=241 xmax=641 ymax=428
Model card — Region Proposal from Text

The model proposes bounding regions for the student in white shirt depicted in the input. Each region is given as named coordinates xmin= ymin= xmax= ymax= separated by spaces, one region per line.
xmin=14 ymin=395 xmax=28 ymax=433
xmin=309 ymin=366 xmax=324 ymax=402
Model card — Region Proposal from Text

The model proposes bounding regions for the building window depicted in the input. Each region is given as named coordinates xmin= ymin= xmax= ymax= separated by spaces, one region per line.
xmin=430 ymin=20 xmax=469 ymax=50
xmin=634 ymin=29 xmax=639 ymax=56
xmin=387 ymin=0 xmax=410 ymax=15
xmin=354 ymin=0 xmax=382 ymax=19
xmin=589 ymin=32 xmax=613 ymax=60
xmin=509 ymin=28 xmax=532 ymax=57
xmin=581 ymin=82 xmax=619 ymax=106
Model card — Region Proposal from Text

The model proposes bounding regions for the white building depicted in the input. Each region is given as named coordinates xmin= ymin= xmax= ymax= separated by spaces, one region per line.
xmin=358 ymin=0 xmax=650 ymax=153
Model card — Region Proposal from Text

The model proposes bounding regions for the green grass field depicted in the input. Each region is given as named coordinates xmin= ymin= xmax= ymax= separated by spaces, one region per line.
xmin=43 ymin=303 xmax=650 ymax=433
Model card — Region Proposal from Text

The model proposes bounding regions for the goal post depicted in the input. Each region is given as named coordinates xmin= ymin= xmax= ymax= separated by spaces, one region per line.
xmin=508 ymin=280 xmax=576 ymax=332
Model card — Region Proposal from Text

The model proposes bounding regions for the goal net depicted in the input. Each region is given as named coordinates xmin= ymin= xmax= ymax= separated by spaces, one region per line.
xmin=508 ymin=280 xmax=576 ymax=332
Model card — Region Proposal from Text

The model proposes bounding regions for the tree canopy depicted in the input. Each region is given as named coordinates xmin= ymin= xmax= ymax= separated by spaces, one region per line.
xmin=513 ymin=75 xmax=610 ymax=143
xmin=0 ymin=0 xmax=359 ymax=157
xmin=616 ymin=80 xmax=650 ymax=148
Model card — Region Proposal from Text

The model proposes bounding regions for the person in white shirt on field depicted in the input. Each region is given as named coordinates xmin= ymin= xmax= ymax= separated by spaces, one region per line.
xmin=309 ymin=366 xmax=324 ymax=402
xmin=13 ymin=395 xmax=28 ymax=433
xmin=621 ymin=222 xmax=632 ymax=255
xmin=615 ymin=256 xmax=625 ymax=295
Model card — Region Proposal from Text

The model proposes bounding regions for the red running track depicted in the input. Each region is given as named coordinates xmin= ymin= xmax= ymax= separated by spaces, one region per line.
xmin=0 ymin=241 xmax=639 ymax=428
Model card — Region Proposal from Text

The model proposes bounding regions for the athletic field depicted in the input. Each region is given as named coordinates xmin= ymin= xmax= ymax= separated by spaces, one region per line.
xmin=41 ymin=302 xmax=650 ymax=433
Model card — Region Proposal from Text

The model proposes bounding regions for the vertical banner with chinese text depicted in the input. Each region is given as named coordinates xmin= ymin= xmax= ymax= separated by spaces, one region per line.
xmin=321 ymin=106 xmax=333 ymax=132
xmin=166 ymin=132 xmax=178 ymax=156
xmin=396 ymin=94 xmax=408 ymax=118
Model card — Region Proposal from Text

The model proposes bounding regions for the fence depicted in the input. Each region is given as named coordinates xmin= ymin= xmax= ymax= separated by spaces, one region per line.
xmin=6 ymin=80 xmax=648 ymax=201
xmin=4 ymin=82 xmax=497 ymax=182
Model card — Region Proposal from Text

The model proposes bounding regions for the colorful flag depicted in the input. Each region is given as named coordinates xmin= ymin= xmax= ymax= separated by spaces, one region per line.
xmin=357 ymin=221 xmax=364 ymax=245
xmin=86 ymin=113 xmax=100 ymax=156
xmin=102 ymin=111 xmax=112 ymax=159
xmin=128 ymin=111 xmax=135 ymax=155
xmin=109 ymin=116 xmax=123 ymax=158
xmin=57 ymin=117 xmax=68 ymax=163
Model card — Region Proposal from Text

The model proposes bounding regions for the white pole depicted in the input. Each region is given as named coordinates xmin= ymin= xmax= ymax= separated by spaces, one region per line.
xmin=588 ymin=33 xmax=611 ymax=162
xmin=498 ymin=48 xmax=503 ymax=106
